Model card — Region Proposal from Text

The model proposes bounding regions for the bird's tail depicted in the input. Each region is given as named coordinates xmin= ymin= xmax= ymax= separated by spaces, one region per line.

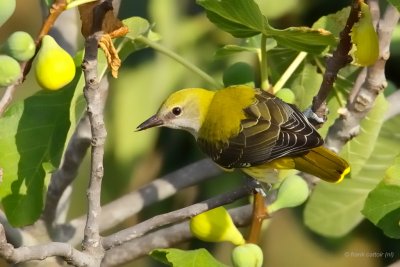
xmin=293 ymin=146 xmax=350 ymax=183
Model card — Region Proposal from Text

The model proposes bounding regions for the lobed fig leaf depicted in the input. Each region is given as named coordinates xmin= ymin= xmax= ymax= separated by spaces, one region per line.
xmin=275 ymin=88 xmax=296 ymax=104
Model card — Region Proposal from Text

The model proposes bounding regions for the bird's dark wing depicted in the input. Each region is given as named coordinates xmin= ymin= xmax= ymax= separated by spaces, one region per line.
xmin=197 ymin=89 xmax=323 ymax=168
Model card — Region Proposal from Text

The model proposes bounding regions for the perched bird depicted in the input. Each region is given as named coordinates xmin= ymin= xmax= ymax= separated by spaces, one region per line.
xmin=136 ymin=85 xmax=350 ymax=183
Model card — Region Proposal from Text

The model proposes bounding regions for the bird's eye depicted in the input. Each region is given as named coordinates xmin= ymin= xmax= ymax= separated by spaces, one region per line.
xmin=172 ymin=107 xmax=182 ymax=116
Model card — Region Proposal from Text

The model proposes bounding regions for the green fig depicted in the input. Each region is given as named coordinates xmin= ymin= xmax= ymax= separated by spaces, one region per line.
xmin=231 ymin=243 xmax=263 ymax=267
xmin=349 ymin=2 xmax=379 ymax=66
xmin=2 ymin=31 xmax=35 ymax=62
xmin=275 ymin=88 xmax=296 ymax=104
xmin=223 ymin=62 xmax=255 ymax=87
xmin=35 ymin=35 xmax=75 ymax=90
xmin=268 ymin=175 xmax=309 ymax=213
xmin=0 ymin=55 xmax=21 ymax=87
xmin=0 ymin=0 xmax=16 ymax=27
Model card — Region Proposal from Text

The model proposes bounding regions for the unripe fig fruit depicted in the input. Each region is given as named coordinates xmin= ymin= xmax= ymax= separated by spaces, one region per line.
xmin=0 ymin=0 xmax=16 ymax=27
xmin=2 ymin=31 xmax=35 ymax=61
xmin=349 ymin=2 xmax=379 ymax=66
xmin=268 ymin=175 xmax=309 ymax=213
xmin=275 ymin=88 xmax=296 ymax=104
xmin=190 ymin=206 xmax=245 ymax=245
xmin=231 ymin=243 xmax=263 ymax=267
xmin=0 ymin=55 xmax=21 ymax=87
xmin=223 ymin=62 xmax=255 ymax=87
xmin=35 ymin=35 xmax=75 ymax=90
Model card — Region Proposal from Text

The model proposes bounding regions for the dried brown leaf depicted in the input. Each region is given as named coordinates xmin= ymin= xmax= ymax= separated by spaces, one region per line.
xmin=78 ymin=1 xmax=125 ymax=38
xmin=99 ymin=34 xmax=121 ymax=78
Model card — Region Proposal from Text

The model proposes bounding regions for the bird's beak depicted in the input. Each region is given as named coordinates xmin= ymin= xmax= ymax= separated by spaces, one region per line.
xmin=136 ymin=114 xmax=164 ymax=131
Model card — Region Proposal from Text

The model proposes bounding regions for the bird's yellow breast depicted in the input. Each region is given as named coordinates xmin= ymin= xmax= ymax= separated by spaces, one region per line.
xmin=198 ymin=86 xmax=256 ymax=142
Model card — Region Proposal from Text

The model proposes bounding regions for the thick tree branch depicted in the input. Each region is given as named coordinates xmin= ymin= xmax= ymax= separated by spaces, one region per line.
xmin=325 ymin=4 xmax=400 ymax=151
xmin=42 ymin=114 xmax=91 ymax=226
xmin=62 ymin=159 xmax=222 ymax=246
xmin=43 ymin=77 xmax=109 ymax=229
xmin=102 ymin=181 xmax=258 ymax=250
xmin=0 ymin=223 xmax=92 ymax=266
xmin=81 ymin=0 xmax=113 ymax=262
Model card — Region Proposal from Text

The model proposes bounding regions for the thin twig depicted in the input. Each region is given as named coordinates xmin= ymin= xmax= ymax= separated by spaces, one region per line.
xmin=136 ymin=36 xmax=222 ymax=89
xmin=310 ymin=0 xmax=362 ymax=126
xmin=102 ymin=181 xmax=258 ymax=250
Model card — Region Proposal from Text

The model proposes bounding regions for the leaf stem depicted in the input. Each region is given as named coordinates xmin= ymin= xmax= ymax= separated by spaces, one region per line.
xmin=272 ymin=51 xmax=308 ymax=94
xmin=247 ymin=191 xmax=268 ymax=244
xmin=259 ymin=35 xmax=270 ymax=91
xmin=136 ymin=36 xmax=222 ymax=89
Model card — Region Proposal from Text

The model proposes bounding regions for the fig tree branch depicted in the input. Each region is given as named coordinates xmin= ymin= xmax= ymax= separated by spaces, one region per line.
xmin=63 ymin=158 xmax=222 ymax=246
xmin=80 ymin=0 xmax=112 ymax=260
xmin=0 ymin=223 xmax=92 ymax=266
xmin=42 ymin=114 xmax=91 ymax=227
xmin=101 ymin=205 xmax=253 ymax=266
xmin=310 ymin=0 xmax=362 ymax=125
xmin=102 ymin=181 xmax=258 ymax=250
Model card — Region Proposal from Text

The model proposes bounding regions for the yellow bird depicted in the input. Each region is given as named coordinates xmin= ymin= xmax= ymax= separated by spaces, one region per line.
xmin=137 ymin=85 xmax=350 ymax=183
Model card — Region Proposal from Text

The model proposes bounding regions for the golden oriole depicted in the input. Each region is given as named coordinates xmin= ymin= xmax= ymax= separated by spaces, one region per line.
xmin=137 ymin=85 xmax=350 ymax=183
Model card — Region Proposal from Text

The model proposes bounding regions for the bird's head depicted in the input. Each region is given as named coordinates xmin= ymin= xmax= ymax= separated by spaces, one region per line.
xmin=136 ymin=88 xmax=215 ymax=137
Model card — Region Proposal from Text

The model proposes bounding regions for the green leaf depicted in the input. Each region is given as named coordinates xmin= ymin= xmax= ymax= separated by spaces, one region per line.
xmin=120 ymin=17 xmax=161 ymax=55
xmin=255 ymin=0 xmax=299 ymax=19
xmin=215 ymin=38 xmax=277 ymax=58
xmin=290 ymin=63 xmax=323 ymax=110
xmin=304 ymin=98 xmax=400 ymax=237
xmin=197 ymin=0 xmax=266 ymax=38
xmin=215 ymin=45 xmax=259 ymax=58
xmin=150 ymin=248 xmax=228 ymax=267
xmin=341 ymin=95 xmax=388 ymax=177
xmin=313 ymin=7 xmax=350 ymax=37
xmin=124 ymin=17 xmax=153 ymax=40
xmin=362 ymin=155 xmax=400 ymax=238
xmin=269 ymin=27 xmax=335 ymax=54
xmin=0 ymin=78 xmax=78 ymax=226
xmin=387 ymin=0 xmax=400 ymax=13
xmin=197 ymin=0 xmax=335 ymax=53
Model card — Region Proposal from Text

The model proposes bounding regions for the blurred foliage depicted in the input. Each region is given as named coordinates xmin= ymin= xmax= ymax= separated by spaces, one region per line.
xmin=0 ymin=0 xmax=400 ymax=266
